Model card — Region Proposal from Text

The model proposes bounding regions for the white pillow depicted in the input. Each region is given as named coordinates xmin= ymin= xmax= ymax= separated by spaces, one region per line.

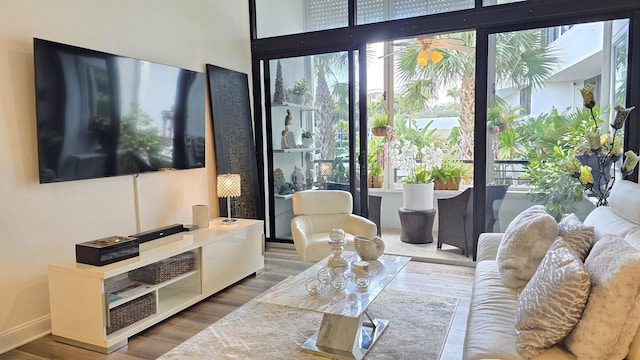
xmin=497 ymin=205 xmax=558 ymax=289
xmin=516 ymin=238 xmax=590 ymax=359
xmin=565 ymin=234 xmax=640 ymax=360
xmin=558 ymin=213 xmax=594 ymax=260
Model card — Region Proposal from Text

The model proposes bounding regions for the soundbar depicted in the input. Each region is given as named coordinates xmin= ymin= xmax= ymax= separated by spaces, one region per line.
xmin=130 ymin=224 xmax=184 ymax=244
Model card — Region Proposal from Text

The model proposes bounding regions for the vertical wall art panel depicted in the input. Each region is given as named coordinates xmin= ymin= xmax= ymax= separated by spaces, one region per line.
xmin=206 ymin=64 xmax=263 ymax=220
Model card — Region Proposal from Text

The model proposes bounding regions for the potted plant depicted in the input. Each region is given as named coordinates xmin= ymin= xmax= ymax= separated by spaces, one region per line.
xmin=291 ymin=78 xmax=308 ymax=104
xmin=430 ymin=158 xmax=469 ymax=190
xmin=301 ymin=130 xmax=314 ymax=148
xmin=367 ymin=137 xmax=385 ymax=188
xmin=368 ymin=163 xmax=383 ymax=188
xmin=389 ymin=136 xmax=443 ymax=211
xmin=370 ymin=112 xmax=390 ymax=137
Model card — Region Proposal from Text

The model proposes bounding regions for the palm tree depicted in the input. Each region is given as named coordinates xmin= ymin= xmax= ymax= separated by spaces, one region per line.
xmin=396 ymin=30 xmax=558 ymax=161
xmin=313 ymin=52 xmax=348 ymax=161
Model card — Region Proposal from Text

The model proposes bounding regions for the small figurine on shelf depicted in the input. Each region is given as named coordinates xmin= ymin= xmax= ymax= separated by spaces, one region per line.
xmin=285 ymin=109 xmax=293 ymax=126
xmin=281 ymin=129 xmax=291 ymax=149
xmin=281 ymin=109 xmax=295 ymax=149
xmin=291 ymin=166 xmax=304 ymax=191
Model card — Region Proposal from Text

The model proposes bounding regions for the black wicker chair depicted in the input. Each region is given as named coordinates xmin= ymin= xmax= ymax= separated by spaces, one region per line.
xmin=486 ymin=184 xmax=509 ymax=232
xmin=368 ymin=195 xmax=382 ymax=235
xmin=437 ymin=188 xmax=473 ymax=256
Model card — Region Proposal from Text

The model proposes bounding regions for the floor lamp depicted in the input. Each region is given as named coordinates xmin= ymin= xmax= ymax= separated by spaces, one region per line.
xmin=217 ymin=173 xmax=241 ymax=224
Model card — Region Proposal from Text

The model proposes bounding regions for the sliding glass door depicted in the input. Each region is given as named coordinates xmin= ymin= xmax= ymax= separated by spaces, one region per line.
xmin=262 ymin=50 xmax=365 ymax=242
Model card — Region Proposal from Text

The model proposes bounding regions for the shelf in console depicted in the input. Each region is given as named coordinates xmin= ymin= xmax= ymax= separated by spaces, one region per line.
xmin=106 ymin=269 xmax=199 ymax=309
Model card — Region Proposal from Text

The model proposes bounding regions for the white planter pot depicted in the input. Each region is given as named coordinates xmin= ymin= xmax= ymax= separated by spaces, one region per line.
xmin=402 ymin=182 xmax=434 ymax=211
xmin=302 ymin=137 xmax=314 ymax=148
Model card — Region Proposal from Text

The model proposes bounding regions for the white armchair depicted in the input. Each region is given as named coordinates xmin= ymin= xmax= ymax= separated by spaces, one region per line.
xmin=291 ymin=190 xmax=377 ymax=261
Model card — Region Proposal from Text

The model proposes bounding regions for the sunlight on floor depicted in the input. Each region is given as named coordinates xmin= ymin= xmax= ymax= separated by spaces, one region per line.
xmin=381 ymin=228 xmax=476 ymax=267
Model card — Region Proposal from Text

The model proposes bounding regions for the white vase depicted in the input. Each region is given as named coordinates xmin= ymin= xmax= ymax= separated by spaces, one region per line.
xmin=292 ymin=94 xmax=305 ymax=105
xmin=302 ymin=137 xmax=314 ymax=148
xmin=402 ymin=182 xmax=434 ymax=211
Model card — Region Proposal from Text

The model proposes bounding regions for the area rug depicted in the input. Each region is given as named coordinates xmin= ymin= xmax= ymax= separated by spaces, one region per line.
xmin=159 ymin=289 xmax=459 ymax=359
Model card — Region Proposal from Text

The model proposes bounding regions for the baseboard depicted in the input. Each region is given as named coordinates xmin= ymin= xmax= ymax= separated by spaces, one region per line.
xmin=0 ymin=315 xmax=50 ymax=354
xmin=266 ymin=242 xmax=295 ymax=250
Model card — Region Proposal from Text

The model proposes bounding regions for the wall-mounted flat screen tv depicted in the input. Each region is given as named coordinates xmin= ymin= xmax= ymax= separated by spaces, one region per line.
xmin=34 ymin=38 xmax=206 ymax=183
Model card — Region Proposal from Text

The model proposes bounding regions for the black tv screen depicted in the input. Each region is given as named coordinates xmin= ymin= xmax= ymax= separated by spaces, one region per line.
xmin=34 ymin=38 xmax=206 ymax=183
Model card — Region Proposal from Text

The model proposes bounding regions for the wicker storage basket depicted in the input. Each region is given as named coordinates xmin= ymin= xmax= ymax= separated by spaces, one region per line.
xmin=106 ymin=292 xmax=156 ymax=335
xmin=128 ymin=251 xmax=196 ymax=284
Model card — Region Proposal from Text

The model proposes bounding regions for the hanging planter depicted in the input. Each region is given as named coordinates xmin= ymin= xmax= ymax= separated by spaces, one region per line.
xmin=371 ymin=126 xmax=389 ymax=137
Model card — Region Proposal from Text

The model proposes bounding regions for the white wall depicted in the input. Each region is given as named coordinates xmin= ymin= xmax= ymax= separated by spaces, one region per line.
xmin=0 ymin=0 xmax=252 ymax=352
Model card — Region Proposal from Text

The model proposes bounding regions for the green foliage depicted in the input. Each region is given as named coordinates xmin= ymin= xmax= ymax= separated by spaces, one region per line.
xmin=393 ymin=116 xmax=438 ymax=150
xmin=525 ymin=146 xmax=583 ymax=220
xmin=292 ymin=78 xmax=308 ymax=95
xmin=429 ymin=158 xmax=469 ymax=182
xmin=302 ymin=130 xmax=314 ymax=139
xmin=521 ymin=107 xmax=597 ymax=220
xmin=370 ymin=112 xmax=390 ymax=127
xmin=367 ymin=136 xmax=385 ymax=177
xmin=330 ymin=158 xmax=348 ymax=183
xmin=404 ymin=167 xmax=430 ymax=184
xmin=120 ymin=104 xmax=170 ymax=157
xmin=369 ymin=163 xmax=383 ymax=176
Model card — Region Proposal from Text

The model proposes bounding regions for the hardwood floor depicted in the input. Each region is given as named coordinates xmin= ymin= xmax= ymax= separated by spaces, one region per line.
xmin=1 ymin=246 xmax=475 ymax=360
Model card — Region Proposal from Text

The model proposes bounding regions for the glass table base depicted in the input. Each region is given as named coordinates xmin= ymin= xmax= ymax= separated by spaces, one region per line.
xmin=301 ymin=312 xmax=389 ymax=360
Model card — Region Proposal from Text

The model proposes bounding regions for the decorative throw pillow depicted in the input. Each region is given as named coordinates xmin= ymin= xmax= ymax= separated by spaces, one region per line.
xmin=558 ymin=213 xmax=594 ymax=260
xmin=516 ymin=238 xmax=590 ymax=359
xmin=564 ymin=234 xmax=640 ymax=360
xmin=497 ymin=205 xmax=558 ymax=289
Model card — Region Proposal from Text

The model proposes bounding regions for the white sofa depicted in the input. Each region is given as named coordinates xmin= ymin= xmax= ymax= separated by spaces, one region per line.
xmin=464 ymin=180 xmax=640 ymax=359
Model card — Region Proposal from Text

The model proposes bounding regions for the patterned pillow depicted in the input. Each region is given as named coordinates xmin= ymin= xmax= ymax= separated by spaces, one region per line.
xmin=558 ymin=213 xmax=594 ymax=260
xmin=516 ymin=238 xmax=590 ymax=359
xmin=497 ymin=205 xmax=558 ymax=289
xmin=564 ymin=234 xmax=640 ymax=360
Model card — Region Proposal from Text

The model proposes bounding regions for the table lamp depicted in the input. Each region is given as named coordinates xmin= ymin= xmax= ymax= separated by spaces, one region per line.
xmin=217 ymin=173 xmax=241 ymax=224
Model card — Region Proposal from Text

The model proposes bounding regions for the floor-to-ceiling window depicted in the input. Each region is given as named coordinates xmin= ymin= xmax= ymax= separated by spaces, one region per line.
xmin=486 ymin=19 xmax=630 ymax=229
xmin=251 ymin=0 xmax=640 ymax=246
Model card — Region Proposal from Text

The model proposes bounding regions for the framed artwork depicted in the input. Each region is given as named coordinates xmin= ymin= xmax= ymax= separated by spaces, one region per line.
xmin=206 ymin=64 xmax=263 ymax=220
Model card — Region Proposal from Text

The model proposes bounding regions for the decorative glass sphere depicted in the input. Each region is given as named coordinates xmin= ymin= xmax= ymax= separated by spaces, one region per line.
xmin=329 ymin=228 xmax=345 ymax=243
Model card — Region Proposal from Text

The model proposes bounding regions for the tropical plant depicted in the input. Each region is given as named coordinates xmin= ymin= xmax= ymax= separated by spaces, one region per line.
xmin=429 ymin=158 xmax=469 ymax=183
xmin=522 ymin=106 xmax=598 ymax=219
xmin=301 ymin=130 xmax=314 ymax=139
xmin=368 ymin=136 xmax=385 ymax=176
xmin=392 ymin=116 xmax=438 ymax=151
xmin=371 ymin=112 xmax=390 ymax=128
xmin=314 ymin=53 xmax=347 ymax=161
xmin=396 ymin=30 xmax=559 ymax=161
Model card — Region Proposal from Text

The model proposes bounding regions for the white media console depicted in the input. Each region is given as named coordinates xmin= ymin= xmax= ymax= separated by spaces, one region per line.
xmin=48 ymin=218 xmax=264 ymax=353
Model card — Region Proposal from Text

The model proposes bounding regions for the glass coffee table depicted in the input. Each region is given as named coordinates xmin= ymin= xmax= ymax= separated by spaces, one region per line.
xmin=256 ymin=252 xmax=410 ymax=359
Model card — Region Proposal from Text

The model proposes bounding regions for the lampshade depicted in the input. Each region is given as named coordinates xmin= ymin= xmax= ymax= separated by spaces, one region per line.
xmin=430 ymin=49 xmax=443 ymax=63
xmin=217 ymin=174 xmax=241 ymax=198
xmin=417 ymin=48 xmax=443 ymax=66
xmin=417 ymin=50 xmax=429 ymax=66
